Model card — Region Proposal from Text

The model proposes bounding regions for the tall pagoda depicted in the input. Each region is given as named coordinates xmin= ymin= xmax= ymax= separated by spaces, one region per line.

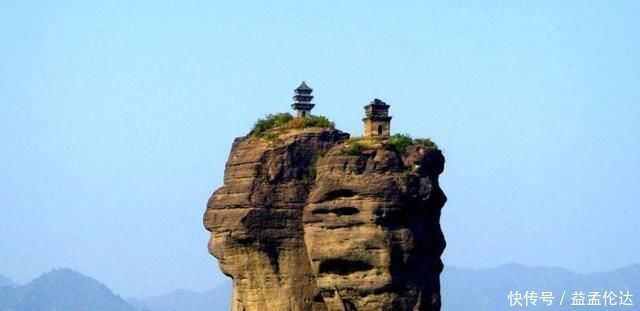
xmin=291 ymin=81 xmax=315 ymax=118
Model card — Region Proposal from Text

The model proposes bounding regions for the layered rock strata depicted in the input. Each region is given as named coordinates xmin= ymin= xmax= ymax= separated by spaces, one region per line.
xmin=204 ymin=127 xmax=446 ymax=311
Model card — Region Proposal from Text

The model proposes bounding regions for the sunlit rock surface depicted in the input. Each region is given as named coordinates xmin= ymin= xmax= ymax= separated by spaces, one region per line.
xmin=204 ymin=127 xmax=446 ymax=311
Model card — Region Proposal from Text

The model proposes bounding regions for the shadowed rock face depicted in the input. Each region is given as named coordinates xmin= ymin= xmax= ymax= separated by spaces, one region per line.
xmin=304 ymin=145 xmax=446 ymax=311
xmin=204 ymin=128 xmax=446 ymax=311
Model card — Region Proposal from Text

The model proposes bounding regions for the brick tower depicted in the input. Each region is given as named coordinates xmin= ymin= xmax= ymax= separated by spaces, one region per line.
xmin=363 ymin=98 xmax=392 ymax=138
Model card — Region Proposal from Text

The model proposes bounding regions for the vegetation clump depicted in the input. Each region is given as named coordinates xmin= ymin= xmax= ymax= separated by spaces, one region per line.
xmin=342 ymin=134 xmax=439 ymax=155
xmin=303 ymin=115 xmax=333 ymax=128
xmin=252 ymin=113 xmax=335 ymax=139
xmin=302 ymin=166 xmax=317 ymax=185
xmin=383 ymin=134 xmax=439 ymax=152
xmin=413 ymin=138 xmax=438 ymax=150
xmin=344 ymin=141 xmax=365 ymax=155
xmin=384 ymin=134 xmax=414 ymax=153
xmin=253 ymin=113 xmax=294 ymax=137
xmin=341 ymin=137 xmax=383 ymax=155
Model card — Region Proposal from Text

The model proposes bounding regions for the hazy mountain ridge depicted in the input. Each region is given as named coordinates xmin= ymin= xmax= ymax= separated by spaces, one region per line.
xmin=0 ymin=265 xmax=636 ymax=311
xmin=132 ymin=283 xmax=231 ymax=311
xmin=0 ymin=275 xmax=16 ymax=288
xmin=0 ymin=268 xmax=139 ymax=311
xmin=135 ymin=264 xmax=640 ymax=311
xmin=441 ymin=263 xmax=640 ymax=311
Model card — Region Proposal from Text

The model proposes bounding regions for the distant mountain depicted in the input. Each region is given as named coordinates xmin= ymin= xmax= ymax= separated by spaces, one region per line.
xmin=0 ymin=275 xmax=16 ymax=288
xmin=441 ymin=264 xmax=640 ymax=311
xmin=127 ymin=264 xmax=637 ymax=311
xmin=0 ymin=268 xmax=139 ymax=311
xmin=132 ymin=281 xmax=231 ymax=311
xmin=2 ymin=265 xmax=636 ymax=311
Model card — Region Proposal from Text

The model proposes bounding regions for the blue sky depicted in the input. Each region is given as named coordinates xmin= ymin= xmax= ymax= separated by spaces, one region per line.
xmin=1 ymin=1 xmax=639 ymax=298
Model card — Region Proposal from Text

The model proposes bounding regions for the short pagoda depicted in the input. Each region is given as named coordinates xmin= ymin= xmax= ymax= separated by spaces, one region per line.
xmin=363 ymin=98 xmax=392 ymax=138
xmin=291 ymin=81 xmax=315 ymax=118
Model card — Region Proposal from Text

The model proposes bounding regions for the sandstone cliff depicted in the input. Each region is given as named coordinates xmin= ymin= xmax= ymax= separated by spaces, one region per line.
xmin=204 ymin=126 xmax=446 ymax=311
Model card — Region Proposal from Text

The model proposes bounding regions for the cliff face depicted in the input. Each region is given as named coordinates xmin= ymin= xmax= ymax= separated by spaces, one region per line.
xmin=204 ymin=128 xmax=349 ymax=311
xmin=204 ymin=127 xmax=446 ymax=311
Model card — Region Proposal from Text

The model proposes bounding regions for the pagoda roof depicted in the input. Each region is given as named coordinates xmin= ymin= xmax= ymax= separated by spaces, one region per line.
xmin=368 ymin=98 xmax=389 ymax=106
xmin=295 ymin=81 xmax=312 ymax=92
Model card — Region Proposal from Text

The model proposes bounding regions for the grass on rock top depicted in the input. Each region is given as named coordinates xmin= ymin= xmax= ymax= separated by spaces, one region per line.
xmin=343 ymin=134 xmax=438 ymax=155
xmin=250 ymin=114 xmax=438 ymax=155
xmin=252 ymin=113 xmax=335 ymax=139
